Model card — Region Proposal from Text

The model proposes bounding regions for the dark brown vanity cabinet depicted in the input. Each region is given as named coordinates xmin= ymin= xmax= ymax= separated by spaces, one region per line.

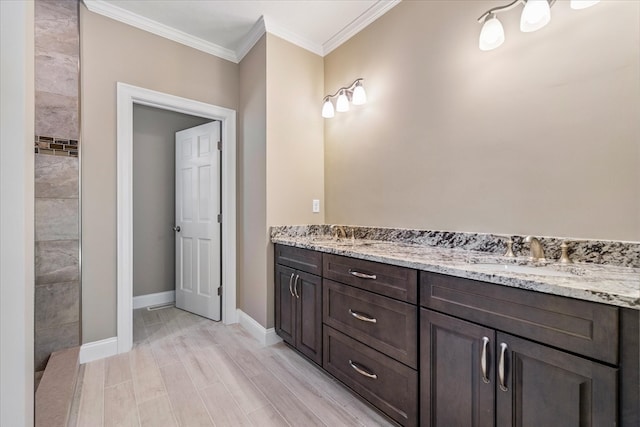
xmin=495 ymin=332 xmax=616 ymax=427
xmin=421 ymin=309 xmax=617 ymax=426
xmin=323 ymin=254 xmax=419 ymax=427
xmin=324 ymin=326 xmax=418 ymax=426
xmin=420 ymin=309 xmax=495 ymax=427
xmin=275 ymin=245 xmax=323 ymax=365
xmin=274 ymin=244 xmax=639 ymax=427
xmin=420 ymin=271 xmax=621 ymax=427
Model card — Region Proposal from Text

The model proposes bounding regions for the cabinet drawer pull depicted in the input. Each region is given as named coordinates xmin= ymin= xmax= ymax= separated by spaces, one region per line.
xmin=288 ymin=273 xmax=295 ymax=297
xmin=348 ymin=360 xmax=378 ymax=379
xmin=293 ymin=274 xmax=300 ymax=299
xmin=499 ymin=342 xmax=508 ymax=392
xmin=349 ymin=309 xmax=377 ymax=324
xmin=349 ymin=269 xmax=377 ymax=280
xmin=481 ymin=336 xmax=490 ymax=384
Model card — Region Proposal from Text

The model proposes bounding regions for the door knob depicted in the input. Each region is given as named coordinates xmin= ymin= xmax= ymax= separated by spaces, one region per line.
xmin=173 ymin=225 xmax=181 ymax=232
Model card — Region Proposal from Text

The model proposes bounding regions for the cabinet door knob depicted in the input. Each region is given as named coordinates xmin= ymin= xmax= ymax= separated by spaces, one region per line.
xmin=481 ymin=336 xmax=490 ymax=384
xmin=348 ymin=360 xmax=378 ymax=380
xmin=349 ymin=309 xmax=377 ymax=324
xmin=293 ymin=275 xmax=300 ymax=298
xmin=348 ymin=269 xmax=377 ymax=280
xmin=499 ymin=342 xmax=508 ymax=392
xmin=288 ymin=273 xmax=295 ymax=297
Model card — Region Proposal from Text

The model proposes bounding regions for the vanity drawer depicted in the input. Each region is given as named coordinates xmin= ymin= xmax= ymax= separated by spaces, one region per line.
xmin=323 ymin=279 xmax=417 ymax=368
xmin=323 ymin=254 xmax=417 ymax=303
xmin=323 ymin=326 xmax=418 ymax=427
xmin=420 ymin=271 xmax=619 ymax=365
xmin=275 ymin=244 xmax=322 ymax=276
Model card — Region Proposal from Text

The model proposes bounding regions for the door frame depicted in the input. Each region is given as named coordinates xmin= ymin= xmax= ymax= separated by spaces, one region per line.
xmin=116 ymin=82 xmax=237 ymax=354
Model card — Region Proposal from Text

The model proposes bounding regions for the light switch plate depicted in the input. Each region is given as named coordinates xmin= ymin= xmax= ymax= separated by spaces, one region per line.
xmin=312 ymin=199 xmax=320 ymax=213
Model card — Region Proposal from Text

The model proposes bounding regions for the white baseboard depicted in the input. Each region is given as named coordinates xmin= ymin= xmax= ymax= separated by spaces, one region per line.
xmin=236 ymin=309 xmax=282 ymax=347
xmin=264 ymin=328 xmax=282 ymax=346
xmin=132 ymin=290 xmax=175 ymax=309
xmin=79 ymin=337 xmax=118 ymax=364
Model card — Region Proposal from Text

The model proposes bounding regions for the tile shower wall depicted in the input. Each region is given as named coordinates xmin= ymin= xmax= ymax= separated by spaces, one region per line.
xmin=34 ymin=0 xmax=80 ymax=372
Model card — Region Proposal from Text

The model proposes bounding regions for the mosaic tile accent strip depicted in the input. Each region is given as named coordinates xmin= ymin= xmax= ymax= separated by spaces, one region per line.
xmin=35 ymin=135 xmax=78 ymax=157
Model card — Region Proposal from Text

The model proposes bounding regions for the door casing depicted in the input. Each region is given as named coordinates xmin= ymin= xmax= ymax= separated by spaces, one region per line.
xmin=116 ymin=82 xmax=237 ymax=354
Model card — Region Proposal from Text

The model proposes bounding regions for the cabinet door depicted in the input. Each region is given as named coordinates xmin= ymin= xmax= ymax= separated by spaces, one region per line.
xmin=496 ymin=332 xmax=617 ymax=427
xmin=295 ymin=271 xmax=322 ymax=365
xmin=421 ymin=309 xmax=495 ymax=427
xmin=275 ymin=265 xmax=296 ymax=346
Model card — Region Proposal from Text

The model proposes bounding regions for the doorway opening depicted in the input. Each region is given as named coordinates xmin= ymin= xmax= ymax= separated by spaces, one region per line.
xmin=132 ymin=107 xmax=222 ymax=324
xmin=117 ymin=83 xmax=237 ymax=354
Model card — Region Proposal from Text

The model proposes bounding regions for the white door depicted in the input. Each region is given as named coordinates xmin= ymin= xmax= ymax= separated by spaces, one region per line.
xmin=175 ymin=121 xmax=221 ymax=321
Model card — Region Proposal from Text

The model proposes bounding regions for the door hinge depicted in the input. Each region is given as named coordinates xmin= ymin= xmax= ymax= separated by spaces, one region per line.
xmin=217 ymin=213 xmax=222 ymax=223
xmin=217 ymin=140 xmax=221 ymax=151
xmin=217 ymin=287 xmax=222 ymax=296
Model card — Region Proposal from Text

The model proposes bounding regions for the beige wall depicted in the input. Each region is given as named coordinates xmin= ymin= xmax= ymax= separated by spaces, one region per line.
xmin=237 ymin=34 xmax=325 ymax=328
xmin=266 ymin=34 xmax=325 ymax=227
xmin=132 ymin=105 xmax=211 ymax=297
xmin=266 ymin=34 xmax=325 ymax=327
xmin=324 ymin=0 xmax=640 ymax=241
xmin=238 ymin=36 xmax=268 ymax=327
xmin=80 ymin=5 xmax=238 ymax=342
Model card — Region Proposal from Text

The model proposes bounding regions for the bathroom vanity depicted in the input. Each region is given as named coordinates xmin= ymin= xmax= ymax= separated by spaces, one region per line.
xmin=272 ymin=226 xmax=640 ymax=427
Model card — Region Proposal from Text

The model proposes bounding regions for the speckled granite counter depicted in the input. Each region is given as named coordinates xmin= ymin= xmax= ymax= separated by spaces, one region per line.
xmin=271 ymin=226 xmax=640 ymax=310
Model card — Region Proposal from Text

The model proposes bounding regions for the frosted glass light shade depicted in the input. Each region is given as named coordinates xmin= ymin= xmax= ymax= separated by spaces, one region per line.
xmin=570 ymin=0 xmax=600 ymax=9
xmin=479 ymin=16 xmax=505 ymax=51
xmin=520 ymin=0 xmax=551 ymax=32
xmin=336 ymin=90 xmax=350 ymax=112
xmin=351 ymin=83 xmax=367 ymax=105
xmin=352 ymin=83 xmax=367 ymax=105
xmin=321 ymin=99 xmax=335 ymax=118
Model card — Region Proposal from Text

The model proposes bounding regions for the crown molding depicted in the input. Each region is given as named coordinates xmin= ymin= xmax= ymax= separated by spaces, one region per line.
xmin=263 ymin=17 xmax=324 ymax=56
xmin=82 ymin=0 xmax=400 ymax=62
xmin=322 ymin=0 xmax=401 ymax=56
xmin=82 ymin=0 xmax=239 ymax=63
xmin=235 ymin=16 xmax=267 ymax=62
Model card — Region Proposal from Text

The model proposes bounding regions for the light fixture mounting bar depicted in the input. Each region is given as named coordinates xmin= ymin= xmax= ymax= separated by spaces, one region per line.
xmin=478 ymin=0 xmax=523 ymax=22
xmin=323 ymin=78 xmax=364 ymax=101
xmin=477 ymin=0 xmax=556 ymax=23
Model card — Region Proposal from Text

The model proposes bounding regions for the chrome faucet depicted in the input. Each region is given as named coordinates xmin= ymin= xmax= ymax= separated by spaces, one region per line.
xmin=524 ymin=236 xmax=546 ymax=261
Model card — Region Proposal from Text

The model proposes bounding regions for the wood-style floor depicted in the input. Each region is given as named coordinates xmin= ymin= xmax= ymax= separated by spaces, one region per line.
xmin=70 ymin=306 xmax=394 ymax=426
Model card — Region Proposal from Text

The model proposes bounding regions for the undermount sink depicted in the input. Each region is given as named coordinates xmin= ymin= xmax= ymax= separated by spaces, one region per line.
xmin=311 ymin=239 xmax=373 ymax=248
xmin=470 ymin=263 xmax=580 ymax=278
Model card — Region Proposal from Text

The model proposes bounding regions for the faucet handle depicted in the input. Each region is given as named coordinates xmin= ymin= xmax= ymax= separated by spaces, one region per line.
xmin=502 ymin=236 xmax=515 ymax=258
xmin=558 ymin=241 xmax=573 ymax=264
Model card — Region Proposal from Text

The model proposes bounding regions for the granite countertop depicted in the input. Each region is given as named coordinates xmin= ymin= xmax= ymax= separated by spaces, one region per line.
xmin=272 ymin=232 xmax=640 ymax=310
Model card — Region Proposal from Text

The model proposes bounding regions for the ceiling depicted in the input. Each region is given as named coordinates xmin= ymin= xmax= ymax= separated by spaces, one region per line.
xmin=83 ymin=0 xmax=401 ymax=63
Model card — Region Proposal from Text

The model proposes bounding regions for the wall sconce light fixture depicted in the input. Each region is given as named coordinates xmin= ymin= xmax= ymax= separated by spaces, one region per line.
xmin=477 ymin=0 xmax=600 ymax=51
xmin=322 ymin=78 xmax=366 ymax=118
